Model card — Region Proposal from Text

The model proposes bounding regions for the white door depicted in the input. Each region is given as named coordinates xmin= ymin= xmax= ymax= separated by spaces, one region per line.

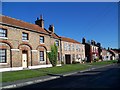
xmin=22 ymin=53 xmax=27 ymax=68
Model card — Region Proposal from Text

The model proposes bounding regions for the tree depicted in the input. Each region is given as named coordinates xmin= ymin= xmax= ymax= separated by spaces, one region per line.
xmin=47 ymin=43 xmax=58 ymax=67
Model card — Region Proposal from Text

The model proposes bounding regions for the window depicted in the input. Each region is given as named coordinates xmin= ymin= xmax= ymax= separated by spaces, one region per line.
xmin=78 ymin=46 xmax=80 ymax=52
xmin=0 ymin=28 xmax=7 ymax=37
xmin=72 ymin=54 xmax=75 ymax=61
xmin=64 ymin=43 xmax=67 ymax=51
xmin=106 ymin=56 xmax=108 ymax=58
xmin=40 ymin=51 xmax=44 ymax=61
xmin=76 ymin=45 xmax=79 ymax=51
xmin=82 ymin=48 xmax=84 ymax=52
xmin=22 ymin=32 xmax=28 ymax=40
xmin=55 ymin=40 xmax=59 ymax=46
xmin=76 ymin=54 xmax=78 ymax=59
xmin=72 ymin=44 xmax=74 ymax=51
xmin=68 ymin=44 xmax=71 ymax=51
xmin=40 ymin=36 xmax=44 ymax=43
xmin=0 ymin=49 xmax=6 ymax=63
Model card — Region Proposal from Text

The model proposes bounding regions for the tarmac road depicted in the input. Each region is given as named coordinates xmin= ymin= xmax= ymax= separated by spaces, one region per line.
xmin=9 ymin=64 xmax=120 ymax=89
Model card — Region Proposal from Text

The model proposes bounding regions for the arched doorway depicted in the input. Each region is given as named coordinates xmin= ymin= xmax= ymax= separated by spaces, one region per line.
xmin=22 ymin=50 xmax=28 ymax=68
xmin=18 ymin=43 xmax=32 ymax=68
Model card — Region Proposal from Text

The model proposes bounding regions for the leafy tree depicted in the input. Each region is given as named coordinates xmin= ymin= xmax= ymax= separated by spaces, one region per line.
xmin=47 ymin=43 xmax=58 ymax=67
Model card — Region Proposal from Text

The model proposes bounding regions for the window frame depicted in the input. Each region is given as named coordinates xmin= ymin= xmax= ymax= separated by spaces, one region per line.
xmin=64 ymin=43 xmax=67 ymax=51
xmin=40 ymin=51 xmax=44 ymax=61
xmin=0 ymin=49 xmax=7 ymax=63
xmin=0 ymin=28 xmax=7 ymax=37
xmin=55 ymin=40 xmax=59 ymax=46
xmin=40 ymin=36 xmax=44 ymax=44
xmin=22 ymin=32 xmax=29 ymax=41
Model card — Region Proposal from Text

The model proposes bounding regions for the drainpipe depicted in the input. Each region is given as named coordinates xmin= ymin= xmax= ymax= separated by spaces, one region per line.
xmin=60 ymin=38 xmax=62 ymax=64
xmin=10 ymin=49 xmax=12 ymax=68
xmin=46 ymin=51 xmax=48 ymax=64
xmin=31 ymin=50 xmax=32 ymax=66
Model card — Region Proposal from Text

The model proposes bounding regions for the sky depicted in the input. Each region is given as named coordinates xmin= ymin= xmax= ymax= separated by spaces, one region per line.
xmin=2 ymin=2 xmax=118 ymax=49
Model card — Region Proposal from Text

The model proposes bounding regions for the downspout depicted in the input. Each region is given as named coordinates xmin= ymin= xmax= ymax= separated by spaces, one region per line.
xmin=60 ymin=38 xmax=62 ymax=65
xmin=31 ymin=50 xmax=32 ymax=67
xmin=46 ymin=50 xmax=48 ymax=64
xmin=10 ymin=49 xmax=12 ymax=68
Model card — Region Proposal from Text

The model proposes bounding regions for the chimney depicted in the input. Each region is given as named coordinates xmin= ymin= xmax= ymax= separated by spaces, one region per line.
xmin=49 ymin=24 xmax=54 ymax=33
xmin=82 ymin=37 xmax=86 ymax=44
xmin=35 ymin=15 xmax=44 ymax=28
xmin=91 ymin=40 xmax=94 ymax=45
xmin=97 ymin=43 xmax=101 ymax=47
xmin=94 ymin=41 xmax=96 ymax=45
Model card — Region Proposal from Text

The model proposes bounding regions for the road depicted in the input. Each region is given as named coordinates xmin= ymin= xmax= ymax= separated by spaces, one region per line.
xmin=10 ymin=64 xmax=120 ymax=89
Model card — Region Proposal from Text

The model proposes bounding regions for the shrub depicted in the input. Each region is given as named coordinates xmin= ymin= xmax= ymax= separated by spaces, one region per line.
xmin=72 ymin=61 xmax=80 ymax=64
xmin=47 ymin=43 xmax=58 ymax=67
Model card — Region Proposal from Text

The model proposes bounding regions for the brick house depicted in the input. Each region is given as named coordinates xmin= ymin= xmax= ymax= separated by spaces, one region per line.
xmin=82 ymin=38 xmax=99 ymax=62
xmin=0 ymin=15 xmax=61 ymax=72
xmin=61 ymin=36 xmax=85 ymax=64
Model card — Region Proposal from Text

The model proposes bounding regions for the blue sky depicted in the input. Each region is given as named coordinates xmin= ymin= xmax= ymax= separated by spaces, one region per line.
xmin=2 ymin=2 xmax=118 ymax=49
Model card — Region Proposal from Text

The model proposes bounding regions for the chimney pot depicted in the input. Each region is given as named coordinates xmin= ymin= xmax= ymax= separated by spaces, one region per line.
xmin=49 ymin=24 xmax=54 ymax=33
xmin=35 ymin=15 xmax=44 ymax=28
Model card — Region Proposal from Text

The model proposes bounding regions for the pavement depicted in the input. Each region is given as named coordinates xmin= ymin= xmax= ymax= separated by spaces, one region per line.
xmin=1 ymin=64 xmax=116 ymax=90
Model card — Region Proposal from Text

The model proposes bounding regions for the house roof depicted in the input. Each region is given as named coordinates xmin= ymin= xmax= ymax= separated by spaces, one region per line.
xmin=0 ymin=15 xmax=59 ymax=37
xmin=51 ymin=33 xmax=60 ymax=39
xmin=60 ymin=36 xmax=81 ymax=44
xmin=109 ymin=49 xmax=118 ymax=55
xmin=46 ymin=29 xmax=60 ymax=39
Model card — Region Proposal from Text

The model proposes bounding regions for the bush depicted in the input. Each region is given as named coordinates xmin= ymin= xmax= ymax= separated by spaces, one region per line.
xmin=72 ymin=61 xmax=80 ymax=64
xmin=61 ymin=61 xmax=64 ymax=65
xmin=93 ymin=57 xmax=99 ymax=62
xmin=47 ymin=43 xmax=58 ymax=67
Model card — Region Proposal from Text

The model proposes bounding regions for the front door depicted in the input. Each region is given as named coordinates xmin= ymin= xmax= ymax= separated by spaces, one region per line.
xmin=22 ymin=52 xmax=27 ymax=68
xmin=65 ymin=55 xmax=71 ymax=64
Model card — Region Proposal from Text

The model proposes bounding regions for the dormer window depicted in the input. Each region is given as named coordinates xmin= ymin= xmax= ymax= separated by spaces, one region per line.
xmin=0 ymin=28 xmax=7 ymax=37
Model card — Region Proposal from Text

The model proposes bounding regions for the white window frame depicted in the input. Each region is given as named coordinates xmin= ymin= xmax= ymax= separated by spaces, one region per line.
xmin=0 ymin=49 xmax=7 ymax=63
xmin=40 ymin=36 xmax=44 ymax=44
xmin=22 ymin=32 xmax=28 ymax=41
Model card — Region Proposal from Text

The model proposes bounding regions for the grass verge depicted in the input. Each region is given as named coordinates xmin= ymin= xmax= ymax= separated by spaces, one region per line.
xmin=2 ymin=60 xmax=117 ymax=83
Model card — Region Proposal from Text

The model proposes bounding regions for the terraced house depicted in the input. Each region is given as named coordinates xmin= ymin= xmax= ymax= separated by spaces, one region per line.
xmin=82 ymin=38 xmax=99 ymax=62
xmin=61 ymin=36 xmax=85 ymax=64
xmin=0 ymin=15 xmax=61 ymax=72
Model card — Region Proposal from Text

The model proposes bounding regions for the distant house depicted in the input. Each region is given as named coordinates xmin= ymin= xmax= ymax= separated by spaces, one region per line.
xmin=108 ymin=49 xmax=119 ymax=60
xmin=82 ymin=38 xmax=99 ymax=62
xmin=60 ymin=36 xmax=85 ymax=64
xmin=101 ymin=48 xmax=111 ymax=61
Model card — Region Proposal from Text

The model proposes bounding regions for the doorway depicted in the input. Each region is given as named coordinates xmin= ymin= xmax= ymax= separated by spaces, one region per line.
xmin=65 ymin=54 xmax=71 ymax=64
xmin=22 ymin=50 xmax=28 ymax=68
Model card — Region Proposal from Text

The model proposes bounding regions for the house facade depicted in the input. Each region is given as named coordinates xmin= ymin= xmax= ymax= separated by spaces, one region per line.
xmin=0 ymin=15 xmax=61 ymax=72
xmin=108 ymin=49 xmax=119 ymax=60
xmin=61 ymin=36 xmax=85 ymax=64
xmin=82 ymin=38 xmax=99 ymax=62
xmin=101 ymin=48 xmax=111 ymax=61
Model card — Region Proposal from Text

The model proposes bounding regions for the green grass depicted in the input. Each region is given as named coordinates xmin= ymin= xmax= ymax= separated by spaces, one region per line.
xmin=87 ymin=60 xmax=118 ymax=66
xmin=2 ymin=60 xmax=117 ymax=83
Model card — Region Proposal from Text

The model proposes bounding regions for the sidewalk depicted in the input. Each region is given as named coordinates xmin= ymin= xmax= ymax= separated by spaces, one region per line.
xmin=1 ymin=64 xmax=116 ymax=89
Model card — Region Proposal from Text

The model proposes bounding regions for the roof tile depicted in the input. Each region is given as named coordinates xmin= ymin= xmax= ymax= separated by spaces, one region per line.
xmin=60 ymin=36 xmax=81 ymax=44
